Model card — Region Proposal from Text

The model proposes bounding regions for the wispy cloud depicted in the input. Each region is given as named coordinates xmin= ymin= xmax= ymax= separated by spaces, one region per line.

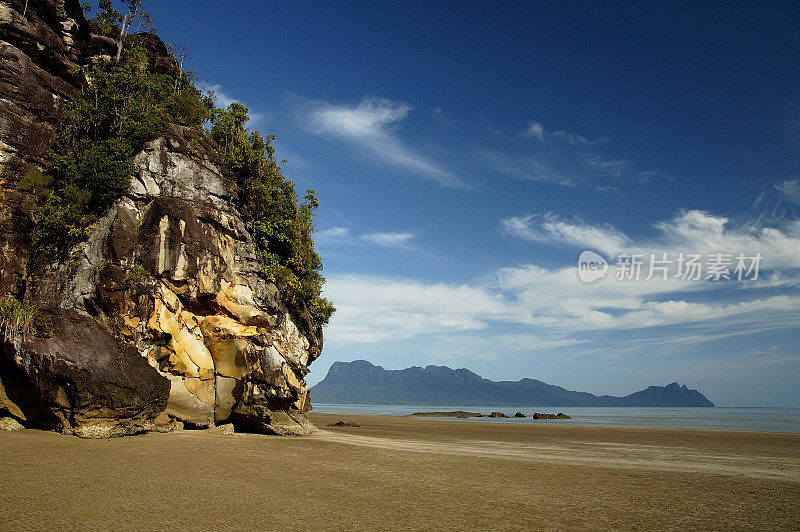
xmin=430 ymin=107 xmax=454 ymax=126
xmin=525 ymin=121 xmax=545 ymax=143
xmin=552 ymin=129 xmax=602 ymax=146
xmin=361 ymin=232 xmax=416 ymax=249
xmin=323 ymin=275 xmax=508 ymax=345
xmin=776 ymin=179 xmax=800 ymax=204
xmin=503 ymin=209 xmax=800 ymax=268
xmin=583 ymin=154 xmax=631 ymax=178
xmin=324 ymin=207 xmax=800 ymax=351
xmin=488 ymin=119 xmax=671 ymax=189
xmin=482 ymin=149 xmax=575 ymax=186
xmin=581 ymin=155 xmax=671 ymax=184
xmin=502 ymin=213 xmax=629 ymax=254
xmin=524 ymin=120 xmax=606 ymax=147
xmin=303 ymin=96 xmax=465 ymax=188
xmin=316 ymin=227 xmax=352 ymax=243
xmin=316 ymin=227 xmax=420 ymax=251
xmin=749 ymin=344 xmax=779 ymax=356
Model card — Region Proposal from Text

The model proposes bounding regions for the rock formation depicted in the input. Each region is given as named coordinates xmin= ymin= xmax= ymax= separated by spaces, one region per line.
xmin=0 ymin=0 xmax=322 ymax=436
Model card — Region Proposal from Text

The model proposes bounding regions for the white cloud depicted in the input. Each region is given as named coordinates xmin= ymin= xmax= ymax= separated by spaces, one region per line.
xmin=315 ymin=227 xmax=352 ymax=244
xmin=322 ymin=208 xmax=800 ymax=350
xmin=305 ymin=97 xmax=465 ymax=188
xmin=525 ymin=121 xmax=545 ymax=143
xmin=318 ymin=227 xmax=350 ymax=238
xmin=315 ymin=227 xmax=420 ymax=250
xmin=552 ymin=129 xmax=590 ymax=146
xmin=417 ymin=333 xmax=586 ymax=364
xmin=496 ymin=209 xmax=800 ymax=334
xmin=323 ymin=275 xmax=509 ymax=345
xmin=524 ymin=120 xmax=606 ymax=147
xmin=776 ymin=179 xmax=800 ymax=204
xmin=482 ymin=149 xmax=575 ymax=186
xmin=323 ymin=266 xmax=800 ymax=349
xmin=361 ymin=232 xmax=415 ymax=249
xmin=311 ymin=97 xmax=411 ymax=138
xmin=495 ymin=261 xmax=800 ymax=337
xmin=584 ymin=154 xmax=630 ymax=178
xmin=503 ymin=209 xmax=800 ymax=269
xmin=502 ymin=213 xmax=629 ymax=254
xmin=197 ymin=82 xmax=236 ymax=108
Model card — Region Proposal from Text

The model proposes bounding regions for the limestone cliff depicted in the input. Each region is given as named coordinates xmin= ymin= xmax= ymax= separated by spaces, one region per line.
xmin=0 ymin=0 xmax=322 ymax=436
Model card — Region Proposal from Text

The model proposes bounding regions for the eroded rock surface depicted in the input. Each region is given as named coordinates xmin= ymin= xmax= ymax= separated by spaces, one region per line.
xmin=0 ymin=0 xmax=89 ymax=295
xmin=0 ymin=0 xmax=322 ymax=437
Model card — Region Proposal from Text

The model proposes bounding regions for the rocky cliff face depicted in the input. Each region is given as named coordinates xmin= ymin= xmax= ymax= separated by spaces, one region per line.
xmin=0 ymin=0 xmax=322 ymax=436
xmin=0 ymin=0 xmax=89 ymax=294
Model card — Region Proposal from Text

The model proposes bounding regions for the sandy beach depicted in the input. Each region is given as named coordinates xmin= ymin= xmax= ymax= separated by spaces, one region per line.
xmin=1 ymin=412 xmax=798 ymax=530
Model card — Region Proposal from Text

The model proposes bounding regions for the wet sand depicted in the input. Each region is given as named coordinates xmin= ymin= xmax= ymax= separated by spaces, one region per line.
xmin=1 ymin=412 xmax=798 ymax=530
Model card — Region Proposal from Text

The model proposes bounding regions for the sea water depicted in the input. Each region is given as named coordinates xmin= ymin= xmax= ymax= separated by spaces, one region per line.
xmin=311 ymin=404 xmax=800 ymax=433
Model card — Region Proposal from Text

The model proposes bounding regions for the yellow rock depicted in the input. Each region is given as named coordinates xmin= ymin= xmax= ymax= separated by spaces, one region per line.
xmin=205 ymin=337 xmax=248 ymax=379
xmin=160 ymin=281 xmax=182 ymax=312
xmin=284 ymin=365 xmax=303 ymax=393
xmin=214 ymin=376 xmax=240 ymax=421
xmin=198 ymin=367 xmax=215 ymax=382
xmin=215 ymin=280 xmax=261 ymax=322
xmin=184 ymin=377 xmax=215 ymax=405
xmin=165 ymin=375 xmax=214 ymax=427
xmin=201 ymin=314 xmax=258 ymax=337
xmin=149 ymin=298 xmax=214 ymax=377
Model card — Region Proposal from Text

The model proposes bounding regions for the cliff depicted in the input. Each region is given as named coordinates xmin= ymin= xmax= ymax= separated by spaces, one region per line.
xmin=311 ymin=360 xmax=715 ymax=407
xmin=0 ymin=0 xmax=322 ymax=436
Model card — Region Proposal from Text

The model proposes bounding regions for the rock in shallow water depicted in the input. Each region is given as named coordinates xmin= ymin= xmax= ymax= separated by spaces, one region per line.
xmin=327 ymin=421 xmax=361 ymax=428
xmin=532 ymin=413 xmax=571 ymax=419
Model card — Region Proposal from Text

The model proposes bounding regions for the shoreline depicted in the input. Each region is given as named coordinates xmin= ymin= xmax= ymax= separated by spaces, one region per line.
xmin=310 ymin=408 xmax=800 ymax=435
xmin=309 ymin=412 xmax=800 ymax=446
xmin=1 ymin=413 xmax=798 ymax=529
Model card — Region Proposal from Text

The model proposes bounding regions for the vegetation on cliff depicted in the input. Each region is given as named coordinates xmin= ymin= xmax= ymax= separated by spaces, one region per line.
xmin=0 ymin=296 xmax=40 ymax=341
xmin=209 ymin=103 xmax=334 ymax=327
xmin=22 ymin=0 xmax=333 ymax=328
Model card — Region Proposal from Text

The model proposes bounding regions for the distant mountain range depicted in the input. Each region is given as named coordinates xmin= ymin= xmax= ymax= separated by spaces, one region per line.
xmin=310 ymin=360 xmax=715 ymax=407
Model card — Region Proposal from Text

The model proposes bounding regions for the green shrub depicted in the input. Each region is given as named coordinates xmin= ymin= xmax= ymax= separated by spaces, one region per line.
xmin=28 ymin=42 xmax=210 ymax=265
xmin=126 ymin=264 xmax=151 ymax=282
xmin=210 ymin=104 xmax=334 ymax=328
xmin=0 ymin=297 xmax=39 ymax=342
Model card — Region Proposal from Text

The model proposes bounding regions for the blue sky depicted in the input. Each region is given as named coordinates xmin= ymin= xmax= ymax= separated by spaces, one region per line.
xmin=145 ymin=1 xmax=800 ymax=406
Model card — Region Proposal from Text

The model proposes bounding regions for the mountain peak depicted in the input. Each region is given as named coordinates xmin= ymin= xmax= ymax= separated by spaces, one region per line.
xmin=312 ymin=361 xmax=714 ymax=407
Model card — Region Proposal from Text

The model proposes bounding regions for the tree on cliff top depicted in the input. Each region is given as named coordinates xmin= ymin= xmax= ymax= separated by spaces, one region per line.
xmin=210 ymin=103 xmax=334 ymax=328
xmin=24 ymin=1 xmax=334 ymax=328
